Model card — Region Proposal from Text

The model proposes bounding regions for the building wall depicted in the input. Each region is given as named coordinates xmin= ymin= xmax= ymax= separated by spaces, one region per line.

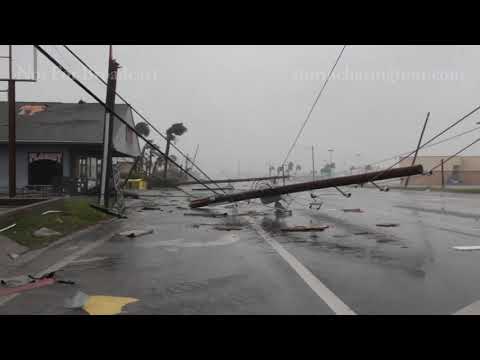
xmin=0 ymin=145 xmax=71 ymax=189
xmin=399 ymin=156 xmax=480 ymax=186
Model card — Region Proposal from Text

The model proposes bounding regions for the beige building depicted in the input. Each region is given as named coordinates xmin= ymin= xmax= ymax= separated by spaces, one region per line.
xmin=398 ymin=155 xmax=480 ymax=186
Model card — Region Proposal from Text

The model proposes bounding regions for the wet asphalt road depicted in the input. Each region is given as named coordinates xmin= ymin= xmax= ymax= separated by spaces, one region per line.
xmin=2 ymin=184 xmax=480 ymax=314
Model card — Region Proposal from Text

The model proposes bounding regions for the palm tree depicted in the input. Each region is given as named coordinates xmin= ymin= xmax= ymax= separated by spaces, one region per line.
xmin=269 ymin=165 xmax=275 ymax=177
xmin=164 ymin=123 xmax=187 ymax=180
xmin=295 ymin=164 xmax=302 ymax=175
xmin=287 ymin=161 xmax=294 ymax=175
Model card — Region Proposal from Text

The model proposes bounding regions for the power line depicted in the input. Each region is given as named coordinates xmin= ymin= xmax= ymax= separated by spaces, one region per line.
xmin=281 ymin=45 xmax=347 ymax=167
xmin=369 ymin=104 xmax=480 ymax=183
xmin=34 ymin=45 xmax=221 ymax=196
xmin=429 ymin=136 xmax=480 ymax=172
xmin=62 ymin=45 xmax=226 ymax=195
xmin=363 ymin=126 xmax=480 ymax=169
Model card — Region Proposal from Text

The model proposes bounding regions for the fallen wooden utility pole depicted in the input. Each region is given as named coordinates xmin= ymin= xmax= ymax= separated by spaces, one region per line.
xmin=190 ymin=165 xmax=424 ymax=208
xmin=179 ymin=175 xmax=289 ymax=186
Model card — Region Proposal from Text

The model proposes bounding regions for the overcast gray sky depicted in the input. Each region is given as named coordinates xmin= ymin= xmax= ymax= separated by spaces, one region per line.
xmin=4 ymin=45 xmax=480 ymax=178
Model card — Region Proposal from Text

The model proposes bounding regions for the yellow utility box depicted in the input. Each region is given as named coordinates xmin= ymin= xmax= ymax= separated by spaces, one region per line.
xmin=127 ymin=179 xmax=147 ymax=190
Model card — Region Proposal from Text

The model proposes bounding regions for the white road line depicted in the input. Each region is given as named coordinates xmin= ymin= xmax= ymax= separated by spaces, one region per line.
xmin=70 ymin=256 xmax=108 ymax=264
xmin=248 ymin=218 xmax=356 ymax=315
xmin=0 ymin=232 xmax=113 ymax=308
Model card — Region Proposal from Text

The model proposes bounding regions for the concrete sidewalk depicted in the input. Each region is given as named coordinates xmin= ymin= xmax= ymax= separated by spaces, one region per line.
xmin=0 ymin=216 xmax=124 ymax=280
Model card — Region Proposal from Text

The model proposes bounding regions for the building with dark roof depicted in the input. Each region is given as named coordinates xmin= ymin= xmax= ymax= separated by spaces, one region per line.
xmin=0 ymin=101 xmax=141 ymax=190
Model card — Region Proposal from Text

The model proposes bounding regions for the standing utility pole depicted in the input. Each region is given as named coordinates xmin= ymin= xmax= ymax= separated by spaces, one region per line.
xmin=441 ymin=158 xmax=445 ymax=189
xmin=100 ymin=46 xmax=120 ymax=208
xmin=404 ymin=112 xmax=430 ymax=188
xmin=190 ymin=144 xmax=199 ymax=172
xmin=8 ymin=78 xmax=15 ymax=198
xmin=0 ymin=46 xmax=36 ymax=198
xmin=311 ymin=145 xmax=316 ymax=182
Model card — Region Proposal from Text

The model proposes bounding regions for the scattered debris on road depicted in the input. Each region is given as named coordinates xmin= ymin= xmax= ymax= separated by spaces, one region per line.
xmin=65 ymin=291 xmax=139 ymax=315
xmin=342 ymin=208 xmax=363 ymax=213
xmin=33 ymin=227 xmax=62 ymax=237
xmin=7 ymin=252 xmax=19 ymax=260
xmin=309 ymin=202 xmax=323 ymax=210
xmin=0 ymin=277 xmax=55 ymax=296
xmin=281 ymin=225 xmax=329 ymax=232
xmin=213 ymin=225 xmax=243 ymax=231
xmin=376 ymin=223 xmax=399 ymax=227
xmin=453 ymin=246 xmax=480 ymax=251
xmin=41 ymin=210 xmax=63 ymax=216
xmin=142 ymin=206 xmax=163 ymax=211
xmin=1 ymin=275 xmax=31 ymax=288
xmin=65 ymin=291 xmax=89 ymax=309
xmin=0 ymin=223 xmax=16 ymax=233
xmin=119 ymin=229 xmax=154 ymax=238
xmin=184 ymin=212 xmax=228 ymax=218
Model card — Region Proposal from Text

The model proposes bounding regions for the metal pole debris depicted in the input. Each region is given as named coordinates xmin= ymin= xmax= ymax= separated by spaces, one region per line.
xmin=190 ymin=165 xmax=424 ymax=208
xmin=405 ymin=112 xmax=430 ymax=188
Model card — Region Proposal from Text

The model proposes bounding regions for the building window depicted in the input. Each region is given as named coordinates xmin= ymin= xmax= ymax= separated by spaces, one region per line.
xmin=77 ymin=156 xmax=102 ymax=179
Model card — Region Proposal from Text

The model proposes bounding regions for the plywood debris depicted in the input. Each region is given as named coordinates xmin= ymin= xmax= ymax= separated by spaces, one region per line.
xmin=213 ymin=225 xmax=243 ymax=231
xmin=281 ymin=225 xmax=329 ymax=232
xmin=119 ymin=229 xmax=154 ymax=238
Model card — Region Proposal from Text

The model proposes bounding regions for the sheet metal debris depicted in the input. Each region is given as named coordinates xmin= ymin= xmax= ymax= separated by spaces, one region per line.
xmin=41 ymin=210 xmax=63 ymax=216
xmin=281 ymin=225 xmax=329 ymax=232
xmin=453 ymin=246 xmax=480 ymax=251
xmin=376 ymin=223 xmax=399 ymax=227
xmin=0 ymin=223 xmax=16 ymax=233
xmin=119 ymin=229 xmax=154 ymax=238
